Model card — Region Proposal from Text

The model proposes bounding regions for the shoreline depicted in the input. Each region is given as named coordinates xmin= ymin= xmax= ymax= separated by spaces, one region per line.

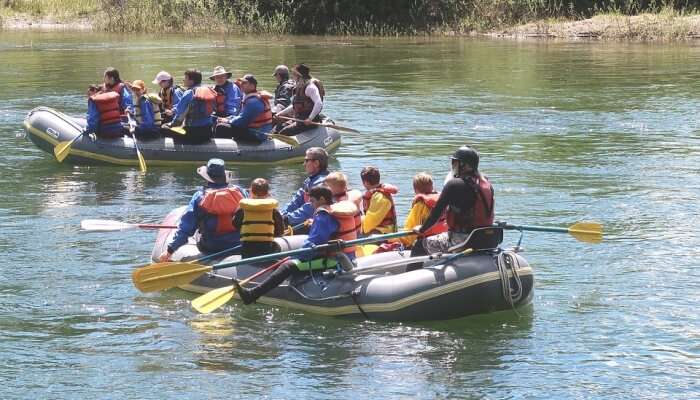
xmin=4 ymin=11 xmax=700 ymax=40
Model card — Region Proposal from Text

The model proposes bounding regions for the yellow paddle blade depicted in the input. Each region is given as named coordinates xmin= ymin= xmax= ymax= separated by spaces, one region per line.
xmin=568 ymin=221 xmax=603 ymax=244
xmin=53 ymin=140 xmax=74 ymax=162
xmin=170 ymin=126 xmax=186 ymax=135
xmin=269 ymin=133 xmax=300 ymax=147
xmin=356 ymin=244 xmax=378 ymax=257
xmin=137 ymin=151 xmax=147 ymax=173
xmin=191 ymin=285 xmax=236 ymax=314
xmin=131 ymin=262 xmax=212 ymax=292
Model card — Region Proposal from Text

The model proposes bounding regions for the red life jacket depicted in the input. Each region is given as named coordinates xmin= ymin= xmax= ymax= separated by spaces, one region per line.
xmin=413 ymin=192 xmax=449 ymax=237
xmin=446 ymin=175 xmax=494 ymax=232
xmin=187 ymin=86 xmax=217 ymax=124
xmin=316 ymin=201 xmax=360 ymax=255
xmin=103 ymin=82 xmax=126 ymax=113
xmin=245 ymin=92 xmax=273 ymax=128
xmin=91 ymin=91 xmax=122 ymax=127
xmin=199 ymin=187 xmax=244 ymax=234
xmin=292 ymin=79 xmax=324 ymax=116
xmin=362 ymin=184 xmax=398 ymax=230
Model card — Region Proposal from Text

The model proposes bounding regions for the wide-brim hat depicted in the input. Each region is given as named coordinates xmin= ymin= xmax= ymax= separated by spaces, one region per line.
xmin=209 ymin=66 xmax=233 ymax=80
xmin=197 ymin=158 xmax=232 ymax=184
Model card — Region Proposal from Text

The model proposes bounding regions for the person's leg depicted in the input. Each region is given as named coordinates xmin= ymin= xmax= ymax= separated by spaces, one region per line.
xmin=214 ymin=124 xmax=235 ymax=139
xmin=407 ymin=232 xmax=451 ymax=271
xmin=233 ymin=259 xmax=298 ymax=304
xmin=277 ymin=122 xmax=314 ymax=136
xmin=231 ymin=127 xmax=266 ymax=144
xmin=241 ymin=242 xmax=278 ymax=259
xmin=175 ymin=125 xmax=212 ymax=145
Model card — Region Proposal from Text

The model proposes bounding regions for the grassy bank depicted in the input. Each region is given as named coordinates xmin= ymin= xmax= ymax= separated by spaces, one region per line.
xmin=3 ymin=0 xmax=700 ymax=39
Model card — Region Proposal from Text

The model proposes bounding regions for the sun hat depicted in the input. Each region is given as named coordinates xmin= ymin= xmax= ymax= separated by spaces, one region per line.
xmin=209 ymin=66 xmax=233 ymax=80
xmin=197 ymin=158 xmax=231 ymax=184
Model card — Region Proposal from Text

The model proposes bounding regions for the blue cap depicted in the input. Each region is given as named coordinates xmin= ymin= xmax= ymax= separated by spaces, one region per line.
xmin=197 ymin=158 xmax=230 ymax=184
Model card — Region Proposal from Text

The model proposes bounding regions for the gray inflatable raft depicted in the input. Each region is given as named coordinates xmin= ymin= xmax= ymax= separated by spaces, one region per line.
xmin=149 ymin=208 xmax=534 ymax=321
xmin=24 ymin=106 xmax=341 ymax=166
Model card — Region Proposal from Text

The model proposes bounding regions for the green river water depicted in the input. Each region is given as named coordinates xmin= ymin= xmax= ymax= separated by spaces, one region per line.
xmin=1 ymin=32 xmax=698 ymax=398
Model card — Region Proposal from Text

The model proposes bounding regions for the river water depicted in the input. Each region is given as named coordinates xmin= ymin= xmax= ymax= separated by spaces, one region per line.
xmin=1 ymin=32 xmax=698 ymax=398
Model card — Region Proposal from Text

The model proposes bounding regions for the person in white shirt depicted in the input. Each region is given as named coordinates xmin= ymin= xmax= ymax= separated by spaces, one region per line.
xmin=274 ymin=63 xmax=324 ymax=136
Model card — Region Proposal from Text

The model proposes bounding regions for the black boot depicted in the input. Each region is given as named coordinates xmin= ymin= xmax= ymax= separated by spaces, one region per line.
xmin=231 ymin=278 xmax=256 ymax=305
xmin=406 ymin=239 xmax=428 ymax=271
xmin=233 ymin=261 xmax=296 ymax=305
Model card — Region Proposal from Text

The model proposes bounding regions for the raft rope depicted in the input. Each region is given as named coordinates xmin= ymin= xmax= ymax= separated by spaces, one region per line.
xmin=496 ymin=250 xmax=523 ymax=313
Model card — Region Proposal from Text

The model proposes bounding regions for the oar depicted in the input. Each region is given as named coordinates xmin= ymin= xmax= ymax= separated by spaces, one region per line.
xmin=128 ymin=119 xmax=147 ymax=173
xmin=191 ymin=256 xmax=291 ymax=314
xmin=269 ymin=133 xmax=300 ymax=147
xmin=54 ymin=131 xmax=86 ymax=162
xmin=132 ymin=230 xmax=412 ymax=293
xmin=277 ymin=115 xmax=359 ymax=134
xmin=169 ymin=125 xmax=187 ymax=135
xmin=497 ymin=221 xmax=603 ymax=244
xmin=81 ymin=219 xmax=177 ymax=232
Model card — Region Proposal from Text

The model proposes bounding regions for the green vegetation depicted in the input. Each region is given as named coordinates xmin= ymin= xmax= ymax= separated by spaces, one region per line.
xmin=2 ymin=0 xmax=700 ymax=37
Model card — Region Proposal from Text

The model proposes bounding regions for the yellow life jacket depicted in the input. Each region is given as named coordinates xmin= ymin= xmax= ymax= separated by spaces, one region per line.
xmin=134 ymin=93 xmax=163 ymax=126
xmin=240 ymin=198 xmax=279 ymax=242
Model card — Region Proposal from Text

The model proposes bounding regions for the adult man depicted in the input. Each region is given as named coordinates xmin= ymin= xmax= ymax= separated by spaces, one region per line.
xmin=159 ymin=159 xmax=247 ymax=262
xmin=232 ymin=186 xmax=359 ymax=305
xmin=282 ymin=147 xmax=330 ymax=227
xmin=271 ymin=65 xmax=295 ymax=113
xmin=411 ymin=145 xmax=495 ymax=257
xmin=210 ymin=66 xmax=242 ymax=118
xmin=274 ymin=63 xmax=324 ymax=136
xmin=163 ymin=69 xmax=216 ymax=144
xmin=214 ymin=74 xmax=272 ymax=143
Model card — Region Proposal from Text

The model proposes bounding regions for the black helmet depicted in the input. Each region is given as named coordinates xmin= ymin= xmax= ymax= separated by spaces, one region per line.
xmin=451 ymin=145 xmax=479 ymax=170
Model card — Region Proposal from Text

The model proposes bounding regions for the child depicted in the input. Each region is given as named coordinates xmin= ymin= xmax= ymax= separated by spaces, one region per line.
xmin=360 ymin=166 xmax=398 ymax=235
xmin=324 ymin=172 xmax=362 ymax=209
xmin=395 ymin=172 xmax=447 ymax=248
xmin=233 ymin=178 xmax=285 ymax=259
xmin=127 ymin=80 xmax=162 ymax=139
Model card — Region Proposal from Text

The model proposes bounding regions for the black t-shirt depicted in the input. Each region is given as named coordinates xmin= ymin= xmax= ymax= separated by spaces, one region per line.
xmin=419 ymin=176 xmax=478 ymax=233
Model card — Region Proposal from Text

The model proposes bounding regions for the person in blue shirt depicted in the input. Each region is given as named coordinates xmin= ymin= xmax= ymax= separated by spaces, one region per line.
xmin=282 ymin=147 xmax=330 ymax=231
xmin=214 ymin=74 xmax=272 ymax=143
xmin=158 ymin=159 xmax=248 ymax=262
xmin=233 ymin=185 xmax=357 ymax=305
xmin=127 ymin=80 xmax=162 ymax=139
xmin=209 ymin=66 xmax=242 ymax=118
xmin=162 ymin=69 xmax=217 ymax=145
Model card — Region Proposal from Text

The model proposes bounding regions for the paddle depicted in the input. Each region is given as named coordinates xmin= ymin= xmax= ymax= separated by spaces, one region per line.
xmin=127 ymin=119 xmax=147 ymax=173
xmin=268 ymin=133 xmax=301 ymax=147
xmin=277 ymin=115 xmax=359 ymax=134
xmin=169 ymin=125 xmax=187 ymax=135
xmin=496 ymin=221 xmax=603 ymax=244
xmin=81 ymin=219 xmax=177 ymax=232
xmin=191 ymin=256 xmax=291 ymax=314
xmin=132 ymin=230 xmax=413 ymax=293
xmin=54 ymin=131 xmax=86 ymax=162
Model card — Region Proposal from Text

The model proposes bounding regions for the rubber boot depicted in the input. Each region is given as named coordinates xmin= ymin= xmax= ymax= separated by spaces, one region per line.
xmin=233 ymin=261 xmax=296 ymax=305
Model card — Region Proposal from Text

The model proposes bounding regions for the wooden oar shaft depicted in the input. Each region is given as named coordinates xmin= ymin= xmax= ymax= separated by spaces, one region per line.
xmin=210 ymin=231 xmax=411 ymax=271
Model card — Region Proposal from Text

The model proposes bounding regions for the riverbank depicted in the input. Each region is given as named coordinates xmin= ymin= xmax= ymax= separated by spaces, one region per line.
xmin=3 ymin=5 xmax=700 ymax=40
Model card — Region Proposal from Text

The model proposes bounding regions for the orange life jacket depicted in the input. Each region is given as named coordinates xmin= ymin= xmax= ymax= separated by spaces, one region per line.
xmin=199 ymin=187 xmax=245 ymax=235
xmin=362 ymin=184 xmax=398 ymax=230
xmin=103 ymin=82 xmax=126 ymax=113
xmin=316 ymin=201 xmax=360 ymax=256
xmin=292 ymin=79 xmax=324 ymax=116
xmin=91 ymin=91 xmax=122 ymax=127
xmin=187 ymin=86 xmax=217 ymax=124
xmin=413 ymin=192 xmax=448 ymax=237
xmin=245 ymin=92 xmax=273 ymax=128
xmin=446 ymin=175 xmax=494 ymax=232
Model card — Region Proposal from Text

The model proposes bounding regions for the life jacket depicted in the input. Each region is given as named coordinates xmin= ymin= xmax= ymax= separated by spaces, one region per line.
xmin=446 ymin=175 xmax=495 ymax=233
xmin=239 ymin=198 xmax=278 ymax=243
xmin=103 ymin=82 xmax=126 ymax=113
xmin=413 ymin=192 xmax=448 ymax=237
xmin=362 ymin=184 xmax=398 ymax=231
xmin=292 ymin=78 xmax=324 ymax=116
xmin=133 ymin=93 xmax=162 ymax=127
xmin=214 ymin=82 xmax=230 ymax=116
xmin=186 ymin=86 xmax=217 ymax=126
xmin=91 ymin=91 xmax=122 ymax=136
xmin=198 ymin=187 xmax=244 ymax=235
xmin=160 ymin=85 xmax=182 ymax=110
xmin=315 ymin=200 xmax=360 ymax=256
xmin=244 ymin=92 xmax=273 ymax=128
